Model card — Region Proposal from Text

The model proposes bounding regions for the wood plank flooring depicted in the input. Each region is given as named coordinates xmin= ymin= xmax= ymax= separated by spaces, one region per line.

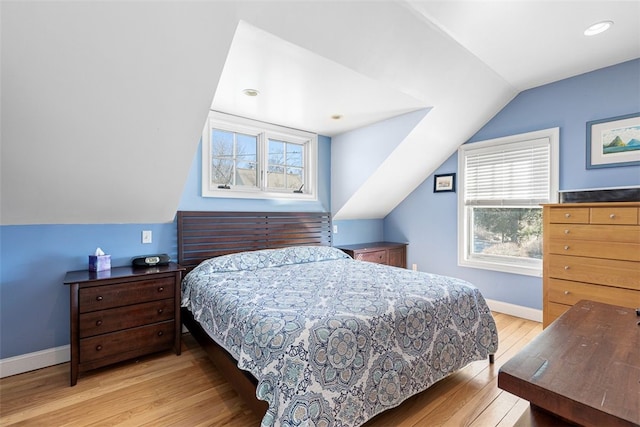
xmin=0 ymin=312 xmax=541 ymax=426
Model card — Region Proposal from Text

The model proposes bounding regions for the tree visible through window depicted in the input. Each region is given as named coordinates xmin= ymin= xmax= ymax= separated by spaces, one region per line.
xmin=267 ymin=139 xmax=305 ymax=191
xmin=210 ymin=129 xmax=257 ymax=188
xmin=471 ymin=207 xmax=542 ymax=259
xmin=201 ymin=111 xmax=317 ymax=200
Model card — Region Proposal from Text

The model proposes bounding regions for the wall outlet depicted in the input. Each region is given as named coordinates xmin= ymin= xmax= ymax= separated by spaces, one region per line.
xmin=333 ymin=225 xmax=338 ymax=234
xmin=412 ymin=263 xmax=418 ymax=271
xmin=142 ymin=230 xmax=152 ymax=244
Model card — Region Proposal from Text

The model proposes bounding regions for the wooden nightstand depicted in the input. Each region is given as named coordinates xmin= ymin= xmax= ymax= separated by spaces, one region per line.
xmin=336 ymin=242 xmax=407 ymax=268
xmin=64 ymin=263 xmax=184 ymax=386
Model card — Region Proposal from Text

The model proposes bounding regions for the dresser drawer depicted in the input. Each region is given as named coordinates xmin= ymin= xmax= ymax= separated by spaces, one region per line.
xmin=547 ymin=278 xmax=640 ymax=307
xmin=547 ymin=224 xmax=640 ymax=243
xmin=548 ymin=207 xmax=589 ymax=224
xmin=548 ymin=240 xmax=640 ymax=262
xmin=545 ymin=301 xmax=572 ymax=326
xmin=79 ymin=320 xmax=175 ymax=363
xmin=590 ymin=207 xmax=639 ymax=225
xmin=79 ymin=277 xmax=175 ymax=313
xmin=356 ymin=250 xmax=387 ymax=264
xmin=79 ymin=299 xmax=175 ymax=338
xmin=548 ymin=254 xmax=640 ymax=290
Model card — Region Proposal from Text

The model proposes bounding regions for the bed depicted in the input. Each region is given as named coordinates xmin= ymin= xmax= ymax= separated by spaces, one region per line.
xmin=178 ymin=211 xmax=499 ymax=427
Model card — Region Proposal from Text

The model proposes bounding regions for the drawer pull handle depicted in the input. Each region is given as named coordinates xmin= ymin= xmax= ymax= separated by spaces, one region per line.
xmin=564 ymin=290 xmax=570 ymax=295
xmin=96 ymin=345 xmax=102 ymax=351
xmin=564 ymin=265 xmax=570 ymax=270
xmin=565 ymin=213 xmax=571 ymax=218
xmin=564 ymin=229 xmax=570 ymax=234
xmin=564 ymin=245 xmax=570 ymax=250
xmin=96 ymin=320 xmax=103 ymax=326
xmin=157 ymin=331 xmax=164 ymax=337
xmin=96 ymin=296 xmax=103 ymax=301
xmin=609 ymin=213 xmax=616 ymax=219
xmin=157 ymin=287 xmax=164 ymax=292
xmin=157 ymin=309 xmax=163 ymax=314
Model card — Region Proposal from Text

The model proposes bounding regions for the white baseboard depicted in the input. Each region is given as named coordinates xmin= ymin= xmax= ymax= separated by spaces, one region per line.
xmin=0 ymin=345 xmax=70 ymax=378
xmin=485 ymin=298 xmax=542 ymax=322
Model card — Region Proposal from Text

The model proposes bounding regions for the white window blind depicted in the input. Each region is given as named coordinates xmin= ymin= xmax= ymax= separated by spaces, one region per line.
xmin=457 ymin=127 xmax=559 ymax=277
xmin=464 ymin=138 xmax=551 ymax=206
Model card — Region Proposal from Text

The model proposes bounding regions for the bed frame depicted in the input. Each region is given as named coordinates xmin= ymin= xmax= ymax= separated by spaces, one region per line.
xmin=177 ymin=211 xmax=333 ymax=416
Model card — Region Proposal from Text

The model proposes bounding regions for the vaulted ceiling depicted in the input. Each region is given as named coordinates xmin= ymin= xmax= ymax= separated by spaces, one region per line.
xmin=2 ymin=1 xmax=638 ymax=224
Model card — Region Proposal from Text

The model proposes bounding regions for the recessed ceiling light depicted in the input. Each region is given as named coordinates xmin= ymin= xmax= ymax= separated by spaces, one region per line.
xmin=331 ymin=114 xmax=343 ymax=120
xmin=584 ymin=20 xmax=613 ymax=36
xmin=242 ymin=88 xmax=260 ymax=97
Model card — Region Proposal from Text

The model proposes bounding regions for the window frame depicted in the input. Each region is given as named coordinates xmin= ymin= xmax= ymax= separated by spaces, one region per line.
xmin=201 ymin=111 xmax=317 ymax=200
xmin=457 ymin=127 xmax=559 ymax=277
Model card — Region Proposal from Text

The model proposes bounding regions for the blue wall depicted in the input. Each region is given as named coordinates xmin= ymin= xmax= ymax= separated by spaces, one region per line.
xmin=385 ymin=59 xmax=640 ymax=310
xmin=332 ymin=219 xmax=384 ymax=246
xmin=0 ymin=136 xmax=334 ymax=359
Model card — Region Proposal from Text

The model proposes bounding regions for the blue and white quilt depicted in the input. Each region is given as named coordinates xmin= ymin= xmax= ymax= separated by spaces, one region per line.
xmin=182 ymin=246 xmax=498 ymax=427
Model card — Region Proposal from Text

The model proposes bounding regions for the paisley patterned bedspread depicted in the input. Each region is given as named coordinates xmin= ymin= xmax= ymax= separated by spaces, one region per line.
xmin=182 ymin=246 xmax=499 ymax=427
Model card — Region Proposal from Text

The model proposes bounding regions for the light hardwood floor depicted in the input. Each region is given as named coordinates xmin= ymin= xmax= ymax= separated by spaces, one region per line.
xmin=0 ymin=312 xmax=541 ymax=426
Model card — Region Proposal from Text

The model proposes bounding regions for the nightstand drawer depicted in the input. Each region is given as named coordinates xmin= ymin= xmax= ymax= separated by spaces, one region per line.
xmin=79 ymin=320 xmax=175 ymax=363
xmin=79 ymin=299 xmax=175 ymax=338
xmin=356 ymin=250 xmax=387 ymax=264
xmin=79 ymin=277 xmax=175 ymax=313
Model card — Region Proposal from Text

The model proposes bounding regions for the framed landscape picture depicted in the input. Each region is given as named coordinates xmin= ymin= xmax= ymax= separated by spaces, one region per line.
xmin=587 ymin=112 xmax=640 ymax=169
xmin=434 ymin=173 xmax=456 ymax=192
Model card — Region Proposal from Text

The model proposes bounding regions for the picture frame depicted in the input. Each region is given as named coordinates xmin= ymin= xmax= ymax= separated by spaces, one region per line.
xmin=434 ymin=173 xmax=456 ymax=193
xmin=586 ymin=112 xmax=640 ymax=169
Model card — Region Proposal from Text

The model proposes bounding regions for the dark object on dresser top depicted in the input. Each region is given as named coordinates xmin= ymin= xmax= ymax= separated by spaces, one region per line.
xmin=560 ymin=187 xmax=640 ymax=203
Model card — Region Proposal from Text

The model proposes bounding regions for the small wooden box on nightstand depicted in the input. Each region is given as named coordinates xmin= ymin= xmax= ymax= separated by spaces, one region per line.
xmin=64 ymin=262 xmax=185 ymax=386
xmin=336 ymin=242 xmax=407 ymax=268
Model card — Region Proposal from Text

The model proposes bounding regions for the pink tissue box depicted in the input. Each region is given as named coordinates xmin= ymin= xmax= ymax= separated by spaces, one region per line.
xmin=89 ymin=255 xmax=111 ymax=272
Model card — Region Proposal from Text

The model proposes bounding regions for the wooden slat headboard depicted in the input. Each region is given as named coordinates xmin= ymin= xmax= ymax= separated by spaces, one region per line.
xmin=177 ymin=211 xmax=332 ymax=272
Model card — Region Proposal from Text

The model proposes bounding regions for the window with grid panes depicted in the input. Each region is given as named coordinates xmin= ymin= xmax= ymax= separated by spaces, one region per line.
xmin=202 ymin=111 xmax=317 ymax=200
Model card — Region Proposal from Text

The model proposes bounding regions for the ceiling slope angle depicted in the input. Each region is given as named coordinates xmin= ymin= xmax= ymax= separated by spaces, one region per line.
xmin=211 ymin=12 xmax=517 ymax=221
xmin=406 ymin=1 xmax=640 ymax=91
xmin=330 ymin=4 xmax=517 ymax=220
xmin=0 ymin=1 xmax=241 ymax=225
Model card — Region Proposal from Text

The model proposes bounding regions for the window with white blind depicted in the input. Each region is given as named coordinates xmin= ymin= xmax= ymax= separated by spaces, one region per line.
xmin=457 ymin=128 xmax=559 ymax=276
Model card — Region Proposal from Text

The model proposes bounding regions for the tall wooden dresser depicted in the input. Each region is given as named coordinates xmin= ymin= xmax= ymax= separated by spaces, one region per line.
xmin=542 ymin=202 xmax=640 ymax=328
